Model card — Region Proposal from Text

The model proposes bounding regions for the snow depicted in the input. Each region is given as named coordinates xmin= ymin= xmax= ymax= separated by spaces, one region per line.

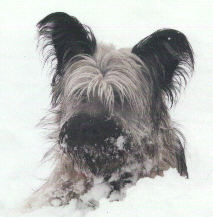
xmin=0 ymin=0 xmax=213 ymax=216
xmin=115 ymin=136 xmax=125 ymax=150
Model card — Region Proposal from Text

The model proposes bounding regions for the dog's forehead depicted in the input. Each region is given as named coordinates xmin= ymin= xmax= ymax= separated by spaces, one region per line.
xmin=62 ymin=43 xmax=150 ymax=116
xmin=94 ymin=44 xmax=132 ymax=61
xmin=64 ymin=43 xmax=137 ymax=77
xmin=89 ymin=44 xmax=142 ymax=75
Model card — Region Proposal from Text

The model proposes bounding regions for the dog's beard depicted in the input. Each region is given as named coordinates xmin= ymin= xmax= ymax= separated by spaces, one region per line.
xmin=59 ymin=114 xmax=135 ymax=176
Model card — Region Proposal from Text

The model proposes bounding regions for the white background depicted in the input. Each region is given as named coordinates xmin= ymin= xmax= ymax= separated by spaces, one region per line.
xmin=0 ymin=0 xmax=213 ymax=216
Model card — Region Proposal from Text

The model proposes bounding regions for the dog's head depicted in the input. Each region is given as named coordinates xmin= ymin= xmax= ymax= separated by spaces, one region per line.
xmin=37 ymin=12 xmax=194 ymax=175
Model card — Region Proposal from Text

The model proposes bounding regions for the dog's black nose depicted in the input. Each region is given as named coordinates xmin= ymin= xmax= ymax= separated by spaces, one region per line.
xmin=59 ymin=114 xmax=122 ymax=146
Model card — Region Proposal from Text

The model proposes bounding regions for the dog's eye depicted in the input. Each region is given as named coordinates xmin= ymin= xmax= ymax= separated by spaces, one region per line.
xmin=82 ymin=98 xmax=87 ymax=103
xmin=81 ymin=95 xmax=88 ymax=103
xmin=114 ymin=90 xmax=122 ymax=106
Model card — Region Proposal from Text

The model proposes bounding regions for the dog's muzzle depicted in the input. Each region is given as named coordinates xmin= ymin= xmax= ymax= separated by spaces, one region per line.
xmin=59 ymin=114 xmax=133 ymax=175
xmin=59 ymin=114 xmax=123 ymax=146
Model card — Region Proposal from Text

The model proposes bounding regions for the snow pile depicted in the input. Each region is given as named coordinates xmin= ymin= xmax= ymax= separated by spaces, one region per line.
xmin=1 ymin=0 xmax=213 ymax=216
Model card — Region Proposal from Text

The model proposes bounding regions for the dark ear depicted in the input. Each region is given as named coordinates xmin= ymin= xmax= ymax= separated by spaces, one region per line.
xmin=37 ymin=12 xmax=96 ymax=85
xmin=132 ymin=29 xmax=194 ymax=106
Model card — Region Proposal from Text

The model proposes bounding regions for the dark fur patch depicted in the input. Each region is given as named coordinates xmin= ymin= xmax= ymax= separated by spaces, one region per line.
xmin=59 ymin=114 xmax=133 ymax=175
xmin=175 ymin=142 xmax=188 ymax=178
xmin=132 ymin=29 xmax=194 ymax=106
xmin=37 ymin=12 xmax=96 ymax=87
xmin=59 ymin=114 xmax=122 ymax=145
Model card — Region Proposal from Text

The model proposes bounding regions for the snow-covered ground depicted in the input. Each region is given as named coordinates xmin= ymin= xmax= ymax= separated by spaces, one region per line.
xmin=0 ymin=0 xmax=213 ymax=216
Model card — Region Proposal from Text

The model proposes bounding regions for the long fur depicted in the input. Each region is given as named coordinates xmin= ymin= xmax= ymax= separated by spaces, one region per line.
xmin=25 ymin=12 xmax=194 ymax=210
xmin=37 ymin=12 xmax=97 ymax=105
xmin=132 ymin=29 xmax=194 ymax=105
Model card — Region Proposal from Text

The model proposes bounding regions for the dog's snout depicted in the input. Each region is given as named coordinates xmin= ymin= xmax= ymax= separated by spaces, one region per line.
xmin=79 ymin=120 xmax=104 ymax=141
xmin=60 ymin=114 xmax=122 ymax=146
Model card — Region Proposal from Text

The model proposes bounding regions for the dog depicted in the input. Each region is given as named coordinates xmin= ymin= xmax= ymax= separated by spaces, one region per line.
xmin=25 ymin=12 xmax=194 ymax=209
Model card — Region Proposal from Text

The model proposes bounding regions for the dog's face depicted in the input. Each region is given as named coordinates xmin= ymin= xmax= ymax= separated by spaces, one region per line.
xmin=58 ymin=45 xmax=151 ymax=144
xmin=37 ymin=12 xmax=194 ymax=176
xmin=56 ymin=47 xmax=150 ymax=175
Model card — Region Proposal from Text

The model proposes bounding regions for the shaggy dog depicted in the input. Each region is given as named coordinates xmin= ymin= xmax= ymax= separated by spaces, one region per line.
xmin=26 ymin=12 xmax=194 ymax=209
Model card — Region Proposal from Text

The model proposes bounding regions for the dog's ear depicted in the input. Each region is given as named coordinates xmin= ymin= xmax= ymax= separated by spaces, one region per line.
xmin=37 ymin=12 xmax=97 ymax=85
xmin=132 ymin=29 xmax=194 ymax=106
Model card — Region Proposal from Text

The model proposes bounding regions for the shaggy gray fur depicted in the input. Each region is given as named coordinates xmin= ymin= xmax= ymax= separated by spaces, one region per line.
xmin=25 ymin=12 xmax=194 ymax=210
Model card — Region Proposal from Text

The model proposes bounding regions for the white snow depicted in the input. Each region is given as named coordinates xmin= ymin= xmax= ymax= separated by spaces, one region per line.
xmin=116 ymin=136 xmax=125 ymax=150
xmin=1 ymin=0 xmax=213 ymax=216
